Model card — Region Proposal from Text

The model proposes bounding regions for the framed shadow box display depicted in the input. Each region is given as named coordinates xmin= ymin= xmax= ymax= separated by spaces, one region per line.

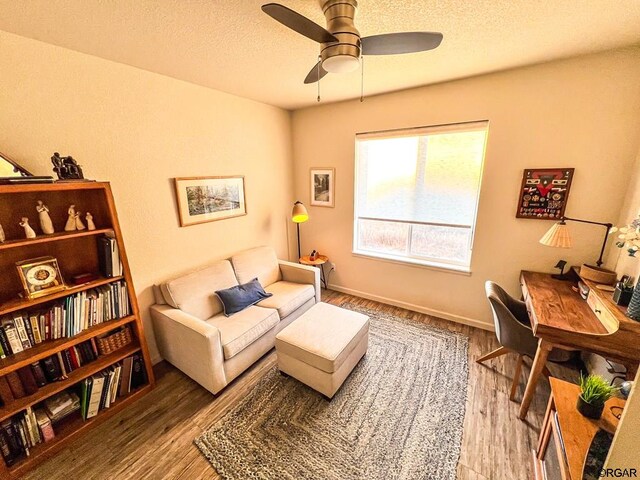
xmin=516 ymin=168 xmax=574 ymax=219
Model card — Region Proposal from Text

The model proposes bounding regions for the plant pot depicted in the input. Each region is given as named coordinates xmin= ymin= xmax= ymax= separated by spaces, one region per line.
xmin=577 ymin=395 xmax=604 ymax=419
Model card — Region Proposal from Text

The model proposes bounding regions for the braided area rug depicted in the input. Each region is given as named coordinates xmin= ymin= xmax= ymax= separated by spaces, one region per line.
xmin=195 ymin=303 xmax=469 ymax=480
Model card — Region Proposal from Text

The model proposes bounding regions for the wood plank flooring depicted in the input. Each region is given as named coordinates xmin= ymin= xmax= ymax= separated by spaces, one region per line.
xmin=25 ymin=290 xmax=578 ymax=480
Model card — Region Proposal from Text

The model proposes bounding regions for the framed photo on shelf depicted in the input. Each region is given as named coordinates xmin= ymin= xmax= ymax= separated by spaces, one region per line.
xmin=16 ymin=256 xmax=66 ymax=299
xmin=310 ymin=167 xmax=335 ymax=207
xmin=174 ymin=176 xmax=247 ymax=227
xmin=516 ymin=168 xmax=574 ymax=219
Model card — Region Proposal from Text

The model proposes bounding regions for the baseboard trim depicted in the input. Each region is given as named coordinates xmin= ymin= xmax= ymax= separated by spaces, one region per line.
xmin=327 ymin=283 xmax=494 ymax=332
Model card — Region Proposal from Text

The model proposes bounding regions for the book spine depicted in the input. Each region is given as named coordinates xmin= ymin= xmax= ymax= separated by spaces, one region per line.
xmin=0 ymin=376 xmax=15 ymax=405
xmin=3 ymin=322 xmax=24 ymax=354
xmin=30 ymin=315 xmax=42 ymax=344
xmin=5 ymin=372 xmax=26 ymax=399
xmin=23 ymin=316 xmax=36 ymax=347
xmin=30 ymin=362 xmax=48 ymax=387
xmin=17 ymin=366 xmax=39 ymax=396
xmin=0 ymin=328 xmax=11 ymax=357
xmin=41 ymin=357 xmax=59 ymax=383
xmin=13 ymin=316 xmax=32 ymax=350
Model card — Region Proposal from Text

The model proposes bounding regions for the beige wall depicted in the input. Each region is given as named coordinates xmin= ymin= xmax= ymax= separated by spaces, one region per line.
xmin=292 ymin=48 xmax=640 ymax=329
xmin=0 ymin=31 xmax=294 ymax=362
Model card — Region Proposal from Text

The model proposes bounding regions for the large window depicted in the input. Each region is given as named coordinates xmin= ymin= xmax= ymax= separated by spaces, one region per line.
xmin=354 ymin=121 xmax=488 ymax=271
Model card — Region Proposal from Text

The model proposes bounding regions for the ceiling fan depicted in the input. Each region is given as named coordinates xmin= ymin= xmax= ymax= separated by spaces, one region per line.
xmin=261 ymin=0 xmax=443 ymax=85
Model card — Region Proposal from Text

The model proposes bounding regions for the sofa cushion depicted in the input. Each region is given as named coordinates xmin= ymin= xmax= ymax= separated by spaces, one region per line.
xmin=216 ymin=278 xmax=273 ymax=316
xmin=231 ymin=246 xmax=281 ymax=288
xmin=159 ymin=260 xmax=238 ymax=320
xmin=207 ymin=306 xmax=279 ymax=360
xmin=259 ymin=281 xmax=315 ymax=319
xmin=275 ymin=302 xmax=369 ymax=373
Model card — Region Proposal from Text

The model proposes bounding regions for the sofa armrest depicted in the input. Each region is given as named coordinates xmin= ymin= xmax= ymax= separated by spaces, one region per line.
xmin=279 ymin=260 xmax=321 ymax=302
xmin=150 ymin=305 xmax=227 ymax=394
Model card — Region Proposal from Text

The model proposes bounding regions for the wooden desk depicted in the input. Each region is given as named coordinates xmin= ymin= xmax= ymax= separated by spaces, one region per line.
xmin=534 ymin=378 xmax=625 ymax=480
xmin=518 ymin=271 xmax=640 ymax=419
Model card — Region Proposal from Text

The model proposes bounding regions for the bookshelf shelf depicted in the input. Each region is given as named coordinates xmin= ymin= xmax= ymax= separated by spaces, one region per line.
xmin=0 ymin=276 xmax=124 ymax=317
xmin=0 ymin=182 xmax=155 ymax=477
xmin=0 ymin=228 xmax=113 ymax=251
xmin=0 ymin=342 xmax=141 ymax=423
xmin=0 ymin=315 xmax=137 ymax=376
xmin=8 ymin=383 xmax=153 ymax=477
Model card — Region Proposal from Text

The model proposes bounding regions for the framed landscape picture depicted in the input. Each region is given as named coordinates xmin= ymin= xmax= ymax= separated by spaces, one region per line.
xmin=310 ymin=168 xmax=335 ymax=207
xmin=516 ymin=168 xmax=574 ymax=219
xmin=174 ymin=176 xmax=247 ymax=227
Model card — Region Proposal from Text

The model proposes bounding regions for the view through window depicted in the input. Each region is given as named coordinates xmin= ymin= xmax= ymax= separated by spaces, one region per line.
xmin=354 ymin=121 xmax=488 ymax=269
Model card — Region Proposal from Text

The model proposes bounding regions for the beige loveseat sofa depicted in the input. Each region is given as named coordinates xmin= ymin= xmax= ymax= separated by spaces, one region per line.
xmin=150 ymin=246 xmax=320 ymax=394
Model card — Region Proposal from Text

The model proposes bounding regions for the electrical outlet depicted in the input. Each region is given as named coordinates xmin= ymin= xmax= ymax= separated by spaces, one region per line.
xmin=330 ymin=262 xmax=336 ymax=272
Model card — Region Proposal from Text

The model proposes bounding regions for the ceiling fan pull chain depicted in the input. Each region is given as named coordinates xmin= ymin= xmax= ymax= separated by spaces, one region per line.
xmin=317 ymin=56 xmax=322 ymax=102
xmin=360 ymin=56 xmax=365 ymax=102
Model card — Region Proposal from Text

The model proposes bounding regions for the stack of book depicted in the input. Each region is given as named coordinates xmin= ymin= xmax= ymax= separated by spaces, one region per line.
xmin=0 ymin=406 xmax=54 ymax=466
xmin=0 ymin=280 xmax=130 ymax=358
xmin=44 ymin=391 xmax=80 ymax=423
xmin=81 ymin=353 xmax=146 ymax=419
xmin=98 ymin=234 xmax=123 ymax=278
xmin=0 ymin=339 xmax=100 ymax=405
xmin=0 ymin=353 xmax=147 ymax=467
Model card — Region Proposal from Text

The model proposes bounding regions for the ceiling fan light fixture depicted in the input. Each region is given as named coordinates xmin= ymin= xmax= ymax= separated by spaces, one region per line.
xmin=322 ymin=54 xmax=360 ymax=73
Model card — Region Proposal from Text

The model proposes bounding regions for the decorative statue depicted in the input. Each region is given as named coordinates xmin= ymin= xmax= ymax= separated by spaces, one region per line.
xmin=36 ymin=200 xmax=55 ymax=234
xmin=75 ymin=211 xmax=86 ymax=231
xmin=65 ymin=205 xmax=77 ymax=231
xmin=19 ymin=217 xmax=36 ymax=239
xmin=51 ymin=152 xmax=85 ymax=180
xmin=85 ymin=212 xmax=96 ymax=231
xmin=0 ymin=223 xmax=5 ymax=243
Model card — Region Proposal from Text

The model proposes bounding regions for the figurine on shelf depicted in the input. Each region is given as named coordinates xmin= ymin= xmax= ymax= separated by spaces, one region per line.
xmin=75 ymin=211 xmax=86 ymax=231
xmin=36 ymin=200 xmax=55 ymax=234
xmin=0 ymin=223 xmax=5 ymax=243
xmin=51 ymin=152 xmax=85 ymax=181
xmin=65 ymin=205 xmax=77 ymax=231
xmin=85 ymin=212 xmax=96 ymax=231
xmin=19 ymin=217 xmax=36 ymax=239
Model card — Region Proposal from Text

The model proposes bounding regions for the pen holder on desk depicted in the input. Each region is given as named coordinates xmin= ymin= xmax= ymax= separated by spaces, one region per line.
xmin=627 ymin=282 xmax=640 ymax=321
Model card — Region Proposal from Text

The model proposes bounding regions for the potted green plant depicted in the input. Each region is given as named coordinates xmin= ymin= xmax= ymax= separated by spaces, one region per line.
xmin=577 ymin=374 xmax=619 ymax=419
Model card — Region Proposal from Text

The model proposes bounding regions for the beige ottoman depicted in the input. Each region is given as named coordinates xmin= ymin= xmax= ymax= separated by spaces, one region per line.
xmin=275 ymin=302 xmax=369 ymax=399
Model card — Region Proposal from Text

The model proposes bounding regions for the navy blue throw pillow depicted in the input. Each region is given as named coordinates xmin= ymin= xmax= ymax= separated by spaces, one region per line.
xmin=215 ymin=278 xmax=273 ymax=317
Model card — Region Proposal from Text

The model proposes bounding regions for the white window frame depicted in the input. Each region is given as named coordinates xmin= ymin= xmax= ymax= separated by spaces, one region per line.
xmin=352 ymin=121 xmax=488 ymax=273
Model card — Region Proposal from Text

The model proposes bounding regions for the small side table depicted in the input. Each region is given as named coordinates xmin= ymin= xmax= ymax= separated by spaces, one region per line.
xmin=299 ymin=254 xmax=329 ymax=289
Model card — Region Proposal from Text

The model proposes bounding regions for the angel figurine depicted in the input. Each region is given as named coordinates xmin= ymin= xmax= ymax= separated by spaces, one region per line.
xmin=75 ymin=211 xmax=86 ymax=231
xmin=85 ymin=212 xmax=96 ymax=231
xmin=0 ymin=223 xmax=5 ymax=243
xmin=65 ymin=205 xmax=77 ymax=231
xmin=19 ymin=217 xmax=36 ymax=239
xmin=36 ymin=200 xmax=55 ymax=234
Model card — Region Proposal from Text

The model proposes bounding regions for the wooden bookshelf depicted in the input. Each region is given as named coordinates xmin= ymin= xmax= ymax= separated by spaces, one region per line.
xmin=8 ymin=384 xmax=153 ymax=477
xmin=0 ymin=182 xmax=155 ymax=477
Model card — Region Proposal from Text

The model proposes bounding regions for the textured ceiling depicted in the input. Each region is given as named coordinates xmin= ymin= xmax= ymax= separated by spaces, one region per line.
xmin=0 ymin=1 xmax=639 ymax=110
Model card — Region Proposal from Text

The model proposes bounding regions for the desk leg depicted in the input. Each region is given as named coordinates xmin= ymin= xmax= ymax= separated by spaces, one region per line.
xmin=518 ymin=340 xmax=553 ymax=420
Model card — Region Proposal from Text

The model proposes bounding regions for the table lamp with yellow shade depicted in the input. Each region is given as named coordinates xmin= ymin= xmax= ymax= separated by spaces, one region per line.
xmin=539 ymin=215 xmax=617 ymax=283
xmin=292 ymin=201 xmax=309 ymax=260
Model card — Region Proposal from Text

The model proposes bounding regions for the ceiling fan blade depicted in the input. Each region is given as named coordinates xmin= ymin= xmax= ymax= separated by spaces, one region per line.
xmin=262 ymin=3 xmax=338 ymax=44
xmin=304 ymin=60 xmax=329 ymax=84
xmin=362 ymin=32 xmax=443 ymax=56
